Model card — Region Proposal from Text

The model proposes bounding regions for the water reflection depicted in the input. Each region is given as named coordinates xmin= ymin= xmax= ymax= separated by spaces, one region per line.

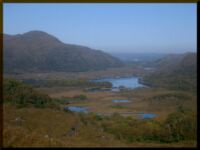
xmin=92 ymin=76 xmax=145 ymax=90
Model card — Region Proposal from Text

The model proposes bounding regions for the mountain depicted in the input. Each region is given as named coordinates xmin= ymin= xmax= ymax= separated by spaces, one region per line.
xmin=3 ymin=31 xmax=124 ymax=73
xmin=142 ymin=52 xmax=197 ymax=91
xmin=150 ymin=52 xmax=196 ymax=76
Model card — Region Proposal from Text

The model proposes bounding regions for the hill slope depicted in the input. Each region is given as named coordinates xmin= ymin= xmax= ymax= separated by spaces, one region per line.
xmin=142 ymin=52 xmax=197 ymax=91
xmin=3 ymin=31 xmax=124 ymax=73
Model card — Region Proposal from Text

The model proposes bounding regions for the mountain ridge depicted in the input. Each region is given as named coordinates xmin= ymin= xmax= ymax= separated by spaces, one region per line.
xmin=3 ymin=31 xmax=124 ymax=73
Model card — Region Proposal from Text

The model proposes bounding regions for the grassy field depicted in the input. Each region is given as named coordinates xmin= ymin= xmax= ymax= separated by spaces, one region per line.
xmin=36 ymin=87 xmax=196 ymax=119
xmin=3 ymin=69 xmax=197 ymax=147
xmin=4 ymin=65 xmax=145 ymax=80
xmin=3 ymin=104 xmax=196 ymax=147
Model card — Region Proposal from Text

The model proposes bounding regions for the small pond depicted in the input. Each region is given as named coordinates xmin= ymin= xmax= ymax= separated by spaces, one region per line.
xmin=95 ymin=112 xmax=157 ymax=119
xmin=64 ymin=106 xmax=88 ymax=113
xmin=64 ymin=107 xmax=157 ymax=119
xmin=112 ymin=100 xmax=130 ymax=103
xmin=137 ymin=113 xmax=157 ymax=119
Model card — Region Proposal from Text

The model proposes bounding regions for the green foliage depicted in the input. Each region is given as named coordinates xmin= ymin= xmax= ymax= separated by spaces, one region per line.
xmin=142 ymin=53 xmax=197 ymax=92
xmin=95 ymin=114 xmax=103 ymax=121
xmin=147 ymin=92 xmax=191 ymax=108
xmin=101 ymin=116 xmax=161 ymax=143
xmin=77 ymin=112 xmax=163 ymax=143
xmin=73 ymin=94 xmax=87 ymax=100
xmin=111 ymin=105 xmax=126 ymax=109
xmin=3 ymin=78 xmax=53 ymax=108
xmin=22 ymin=79 xmax=88 ymax=87
xmin=143 ymin=74 xmax=196 ymax=92
xmin=54 ymin=97 xmax=70 ymax=105
xmin=150 ymin=92 xmax=190 ymax=101
xmin=161 ymin=109 xmax=197 ymax=142
xmin=22 ymin=79 xmax=112 ymax=89
xmin=81 ymin=109 xmax=197 ymax=143
xmin=54 ymin=95 xmax=87 ymax=105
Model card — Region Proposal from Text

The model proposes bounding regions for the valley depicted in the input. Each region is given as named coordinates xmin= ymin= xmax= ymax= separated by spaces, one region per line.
xmin=3 ymin=31 xmax=197 ymax=147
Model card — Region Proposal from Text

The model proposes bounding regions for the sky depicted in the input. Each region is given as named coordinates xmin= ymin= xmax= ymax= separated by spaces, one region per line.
xmin=4 ymin=3 xmax=197 ymax=53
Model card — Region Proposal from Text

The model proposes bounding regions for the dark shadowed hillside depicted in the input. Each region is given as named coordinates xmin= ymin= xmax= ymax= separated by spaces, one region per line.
xmin=151 ymin=52 xmax=196 ymax=75
xmin=142 ymin=52 xmax=197 ymax=91
xmin=3 ymin=31 xmax=124 ymax=73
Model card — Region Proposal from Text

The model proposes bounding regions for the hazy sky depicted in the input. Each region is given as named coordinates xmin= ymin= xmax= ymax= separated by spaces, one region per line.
xmin=4 ymin=3 xmax=197 ymax=53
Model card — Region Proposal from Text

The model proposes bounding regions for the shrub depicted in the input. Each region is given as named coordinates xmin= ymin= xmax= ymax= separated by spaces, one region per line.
xmin=3 ymin=78 xmax=52 ymax=108
xmin=161 ymin=109 xmax=197 ymax=142
xmin=73 ymin=94 xmax=87 ymax=100
xmin=99 ymin=109 xmax=196 ymax=143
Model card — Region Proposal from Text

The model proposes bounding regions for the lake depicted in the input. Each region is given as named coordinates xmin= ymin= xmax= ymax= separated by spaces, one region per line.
xmin=92 ymin=76 xmax=144 ymax=89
